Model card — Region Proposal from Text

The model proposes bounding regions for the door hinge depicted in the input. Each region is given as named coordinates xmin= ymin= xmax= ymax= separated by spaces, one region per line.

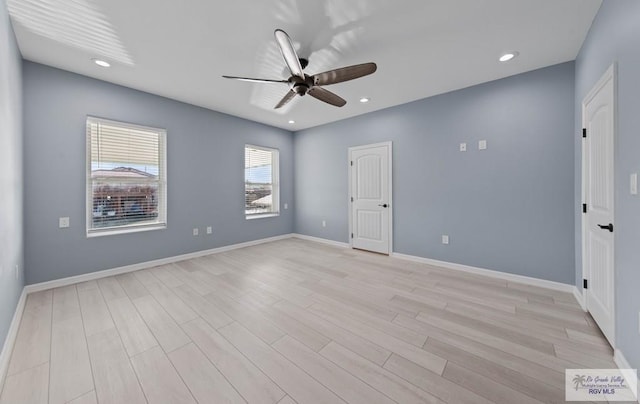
xmin=350 ymin=197 xmax=354 ymax=202
xmin=351 ymin=233 xmax=353 ymax=239
xmin=350 ymin=161 xmax=353 ymax=166
xmin=582 ymin=203 xmax=587 ymax=213
xmin=582 ymin=128 xmax=587 ymax=138
xmin=583 ymin=279 xmax=588 ymax=289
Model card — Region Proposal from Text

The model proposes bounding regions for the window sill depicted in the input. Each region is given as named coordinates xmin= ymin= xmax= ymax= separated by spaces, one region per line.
xmin=87 ymin=223 xmax=166 ymax=238
xmin=246 ymin=213 xmax=279 ymax=220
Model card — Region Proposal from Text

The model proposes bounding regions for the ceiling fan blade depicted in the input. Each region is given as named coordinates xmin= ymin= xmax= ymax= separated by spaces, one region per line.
xmin=222 ymin=75 xmax=289 ymax=84
xmin=307 ymin=86 xmax=346 ymax=107
xmin=274 ymin=29 xmax=305 ymax=79
xmin=313 ymin=62 xmax=377 ymax=86
xmin=274 ymin=89 xmax=297 ymax=109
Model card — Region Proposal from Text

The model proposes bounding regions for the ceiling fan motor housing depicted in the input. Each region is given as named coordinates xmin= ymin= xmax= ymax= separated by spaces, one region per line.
xmin=290 ymin=75 xmax=314 ymax=96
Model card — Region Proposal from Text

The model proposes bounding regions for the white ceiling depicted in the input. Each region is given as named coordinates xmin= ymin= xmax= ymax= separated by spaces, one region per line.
xmin=8 ymin=0 xmax=602 ymax=131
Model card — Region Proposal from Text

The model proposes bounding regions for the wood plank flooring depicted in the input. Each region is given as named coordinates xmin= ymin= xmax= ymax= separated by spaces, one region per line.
xmin=0 ymin=238 xmax=615 ymax=403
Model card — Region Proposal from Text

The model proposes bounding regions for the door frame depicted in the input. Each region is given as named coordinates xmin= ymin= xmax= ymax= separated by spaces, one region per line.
xmin=348 ymin=141 xmax=393 ymax=254
xmin=580 ymin=63 xmax=616 ymax=347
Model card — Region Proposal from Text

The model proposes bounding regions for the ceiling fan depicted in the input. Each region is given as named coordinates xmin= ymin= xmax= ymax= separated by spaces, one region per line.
xmin=223 ymin=29 xmax=377 ymax=109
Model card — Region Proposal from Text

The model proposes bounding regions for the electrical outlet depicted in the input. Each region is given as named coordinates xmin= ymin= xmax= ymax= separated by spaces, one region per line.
xmin=459 ymin=143 xmax=467 ymax=152
xmin=630 ymin=173 xmax=638 ymax=195
xmin=59 ymin=217 xmax=70 ymax=228
xmin=442 ymin=235 xmax=449 ymax=244
xmin=193 ymin=228 xmax=199 ymax=236
xmin=284 ymin=203 xmax=288 ymax=210
xmin=322 ymin=220 xmax=326 ymax=228
xmin=206 ymin=226 xmax=212 ymax=234
xmin=478 ymin=140 xmax=487 ymax=150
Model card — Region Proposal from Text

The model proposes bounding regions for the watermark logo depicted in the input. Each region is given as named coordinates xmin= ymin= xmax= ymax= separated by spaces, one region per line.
xmin=566 ymin=369 xmax=637 ymax=401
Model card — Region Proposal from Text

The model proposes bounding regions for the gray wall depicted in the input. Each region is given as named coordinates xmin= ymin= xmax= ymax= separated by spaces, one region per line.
xmin=0 ymin=0 xmax=24 ymax=348
xmin=294 ymin=62 xmax=576 ymax=284
xmin=23 ymin=62 xmax=294 ymax=284
xmin=574 ymin=0 xmax=640 ymax=370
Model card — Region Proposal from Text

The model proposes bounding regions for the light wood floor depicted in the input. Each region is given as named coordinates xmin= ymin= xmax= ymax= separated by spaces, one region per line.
xmin=1 ymin=238 xmax=615 ymax=404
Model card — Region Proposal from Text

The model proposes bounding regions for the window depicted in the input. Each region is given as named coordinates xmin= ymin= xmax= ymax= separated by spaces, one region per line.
xmin=86 ymin=117 xmax=167 ymax=236
xmin=245 ymin=145 xmax=279 ymax=218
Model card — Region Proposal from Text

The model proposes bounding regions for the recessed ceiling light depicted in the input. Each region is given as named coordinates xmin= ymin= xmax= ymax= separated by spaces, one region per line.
xmin=92 ymin=58 xmax=110 ymax=67
xmin=288 ymin=120 xmax=295 ymax=124
xmin=359 ymin=97 xmax=370 ymax=103
xmin=499 ymin=52 xmax=519 ymax=62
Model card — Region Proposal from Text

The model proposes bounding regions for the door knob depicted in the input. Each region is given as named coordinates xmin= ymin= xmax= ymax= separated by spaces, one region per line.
xmin=597 ymin=223 xmax=614 ymax=232
xmin=378 ymin=204 xmax=388 ymax=208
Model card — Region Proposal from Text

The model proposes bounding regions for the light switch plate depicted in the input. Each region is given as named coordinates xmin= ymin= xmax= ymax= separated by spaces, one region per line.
xmin=478 ymin=140 xmax=487 ymax=150
xmin=630 ymin=173 xmax=637 ymax=195
xmin=442 ymin=235 xmax=449 ymax=245
xmin=322 ymin=220 xmax=326 ymax=228
xmin=59 ymin=217 xmax=70 ymax=228
xmin=193 ymin=228 xmax=199 ymax=236
xmin=459 ymin=143 xmax=467 ymax=152
xmin=206 ymin=226 xmax=212 ymax=234
xmin=284 ymin=203 xmax=288 ymax=209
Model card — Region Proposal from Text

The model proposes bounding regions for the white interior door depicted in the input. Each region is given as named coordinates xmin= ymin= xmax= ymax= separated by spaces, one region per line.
xmin=349 ymin=142 xmax=392 ymax=254
xmin=583 ymin=65 xmax=615 ymax=347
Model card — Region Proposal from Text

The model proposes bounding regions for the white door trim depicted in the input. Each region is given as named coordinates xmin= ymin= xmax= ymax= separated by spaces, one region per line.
xmin=581 ymin=63 xmax=616 ymax=348
xmin=348 ymin=141 xmax=393 ymax=254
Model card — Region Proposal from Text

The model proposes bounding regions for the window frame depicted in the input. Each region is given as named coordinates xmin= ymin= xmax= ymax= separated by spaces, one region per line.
xmin=86 ymin=116 xmax=167 ymax=237
xmin=245 ymin=144 xmax=280 ymax=219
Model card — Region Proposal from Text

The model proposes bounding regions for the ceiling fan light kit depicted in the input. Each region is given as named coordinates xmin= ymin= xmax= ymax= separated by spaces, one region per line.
xmin=223 ymin=29 xmax=377 ymax=109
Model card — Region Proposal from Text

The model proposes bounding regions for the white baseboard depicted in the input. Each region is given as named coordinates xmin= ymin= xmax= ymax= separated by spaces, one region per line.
xmin=0 ymin=289 xmax=27 ymax=394
xmin=24 ymin=233 xmax=574 ymax=296
xmin=291 ymin=233 xmax=350 ymax=249
xmin=573 ymin=286 xmax=587 ymax=311
xmin=391 ymin=252 xmax=575 ymax=293
xmin=25 ymin=233 xmax=294 ymax=294
xmin=290 ymin=234 xmax=576 ymax=295
xmin=614 ymin=349 xmax=640 ymax=403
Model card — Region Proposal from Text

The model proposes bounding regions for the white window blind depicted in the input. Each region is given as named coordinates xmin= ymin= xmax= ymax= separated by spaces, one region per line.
xmin=245 ymin=145 xmax=279 ymax=217
xmin=86 ymin=117 xmax=167 ymax=236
